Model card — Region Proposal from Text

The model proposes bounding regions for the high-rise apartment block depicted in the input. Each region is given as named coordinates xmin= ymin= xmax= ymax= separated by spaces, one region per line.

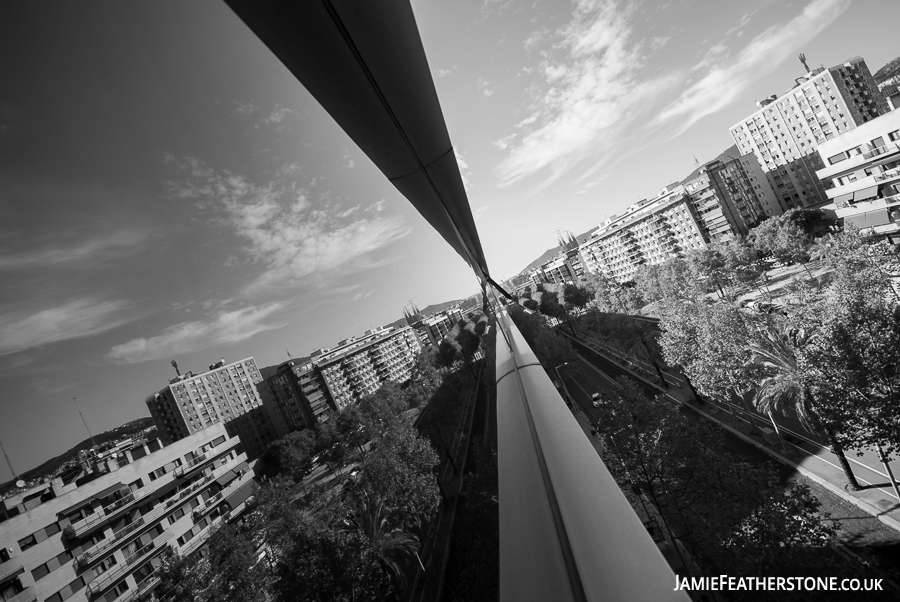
xmin=0 ymin=423 xmax=254 ymax=602
xmin=815 ymin=108 xmax=900 ymax=239
xmin=145 ymin=358 xmax=275 ymax=460
xmin=579 ymin=184 xmax=709 ymax=283
xmin=312 ymin=326 xmax=421 ymax=409
xmin=682 ymin=151 xmax=766 ymax=241
xmin=263 ymin=359 xmax=335 ymax=432
xmin=730 ymin=56 xmax=889 ymax=210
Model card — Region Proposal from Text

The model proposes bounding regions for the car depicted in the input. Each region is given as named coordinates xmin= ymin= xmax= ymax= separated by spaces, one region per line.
xmin=591 ymin=392 xmax=602 ymax=408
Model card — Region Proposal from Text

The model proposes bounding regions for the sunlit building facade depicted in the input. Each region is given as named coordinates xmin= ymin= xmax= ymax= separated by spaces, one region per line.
xmin=0 ymin=424 xmax=254 ymax=602
xmin=815 ymin=108 xmax=900 ymax=239
xmin=313 ymin=326 xmax=421 ymax=409
xmin=144 ymin=358 xmax=275 ymax=460
xmin=730 ymin=56 xmax=889 ymax=210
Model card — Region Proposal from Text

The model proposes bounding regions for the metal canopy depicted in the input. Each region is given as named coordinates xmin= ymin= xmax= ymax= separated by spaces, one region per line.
xmin=224 ymin=0 xmax=490 ymax=280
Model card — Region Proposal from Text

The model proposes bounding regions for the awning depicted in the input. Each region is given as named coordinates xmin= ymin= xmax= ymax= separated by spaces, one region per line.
xmin=864 ymin=208 xmax=890 ymax=227
xmin=853 ymin=186 xmax=879 ymax=202
xmin=232 ymin=461 xmax=249 ymax=475
xmin=225 ymin=481 xmax=255 ymax=510
xmin=843 ymin=214 xmax=869 ymax=229
xmin=215 ymin=470 xmax=238 ymax=488
xmin=59 ymin=496 xmax=98 ymax=517
xmin=834 ymin=192 xmax=854 ymax=206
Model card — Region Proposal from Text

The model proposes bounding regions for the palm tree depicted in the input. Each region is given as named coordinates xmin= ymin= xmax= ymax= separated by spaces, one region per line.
xmin=749 ymin=327 xmax=861 ymax=489
xmin=347 ymin=490 xmax=420 ymax=587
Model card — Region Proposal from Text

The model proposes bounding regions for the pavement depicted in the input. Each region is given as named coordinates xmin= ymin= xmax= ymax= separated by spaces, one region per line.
xmin=563 ymin=334 xmax=900 ymax=535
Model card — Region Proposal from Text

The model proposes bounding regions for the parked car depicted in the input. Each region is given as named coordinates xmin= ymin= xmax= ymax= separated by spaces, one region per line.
xmin=591 ymin=392 xmax=602 ymax=408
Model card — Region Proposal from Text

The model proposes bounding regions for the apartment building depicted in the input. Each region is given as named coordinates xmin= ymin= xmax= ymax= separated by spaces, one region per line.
xmin=730 ymin=56 xmax=889 ymax=210
xmin=145 ymin=358 xmax=275 ymax=460
xmin=815 ymin=109 xmax=900 ymax=239
xmin=263 ymin=359 xmax=335 ymax=432
xmin=533 ymin=249 xmax=583 ymax=286
xmin=313 ymin=326 xmax=421 ymax=409
xmin=579 ymin=185 xmax=708 ymax=283
xmin=682 ymin=152 xmax=766 ymax=242
xmin=0 ymin=424 xmax=254 ymax=602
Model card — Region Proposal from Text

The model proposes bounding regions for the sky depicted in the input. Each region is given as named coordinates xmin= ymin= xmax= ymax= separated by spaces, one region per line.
xmin=1 ymin=0 xmax=898 ymax=479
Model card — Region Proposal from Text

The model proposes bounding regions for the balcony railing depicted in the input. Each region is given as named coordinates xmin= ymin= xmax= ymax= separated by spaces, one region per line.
xmin=86 ymin=534 xmax=171 ymax=596
xmin=174 ymin=453 xmax=207 ymax=478
xmin=117 ymin=569 xmax=161 ymax=602
xmin=0 ymin=555 xmax=24 ymax=584
xmin=863 ymin=142 xmax=899 ymax=160
xmin=68 ymin=489 xmax=147 ymax=537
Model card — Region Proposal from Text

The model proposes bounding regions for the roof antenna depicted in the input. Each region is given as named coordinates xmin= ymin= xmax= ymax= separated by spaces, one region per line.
xmin=73 ymin=397 xmax=97 ymax=448
xmin=286 ymin=348 xmax=293 ymax=359
xmin=798 ymin=52 xmax=810 ymax=74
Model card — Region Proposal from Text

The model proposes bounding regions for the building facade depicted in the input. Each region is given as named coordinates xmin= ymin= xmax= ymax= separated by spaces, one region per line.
xmin=0 ymin=424 xmax=254 ymax=602
xmin=314 ymin=326 xmax=422 ymax=409
xmin=579 ymin=185 xmax=709 ymax=283
xmin=730 ymin=56 xmax=889 ymax=209
xmin=263 ymin=359 xmax=335 ymax=432
xmin=145 ymin=358 xmax=275 ymax=460
xmin=682 ymin=153 xmax=766 ymax=242
xmin=815 ymin=109 xmax=900 ymax=239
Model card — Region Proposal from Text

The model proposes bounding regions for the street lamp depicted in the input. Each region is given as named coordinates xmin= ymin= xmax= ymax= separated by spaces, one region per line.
xmin=554 ymin=363 xmax=570 ymax=405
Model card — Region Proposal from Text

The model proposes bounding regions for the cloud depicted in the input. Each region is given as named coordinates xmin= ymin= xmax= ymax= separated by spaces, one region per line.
xmin=493 ymin=134 xmax=517 ymax=151
xmin=454 ymin=148 xmax=472 ymax=192
xmin=478 ymin=77 xmax=494 ymax=98
xmin=437 ymin=65 xmax=458 ymax=77
xmin=343 ymin=290 xmax=374 ymax=304
xmin=724 ymin=10 xmax=756 ymax=37
xmin=495 ymin=0 xmax=677 ymax=187
xmin=0 ymin=298 xmax=135 ymax=355
xmin=654 ymin=0 xmax=851 ymax=136
xmin=0 ymin=230 xmax=149 ymax=270
xmin=165 ymin=157 xmax=411 ymax=294
xmin=235 ymin=101 xmax=258 ymax=115
xmin=262 ymin=105 xmax=296 ymax=124
xmin=108 ymin=303 xmax=285 ymax=364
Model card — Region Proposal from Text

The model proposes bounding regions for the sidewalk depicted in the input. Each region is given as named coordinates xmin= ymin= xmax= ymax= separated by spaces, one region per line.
xmin=577 ymin=338 xmax=900 ymax=535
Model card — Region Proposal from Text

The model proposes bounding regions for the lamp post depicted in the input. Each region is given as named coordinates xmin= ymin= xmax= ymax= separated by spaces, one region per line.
xmin=554 ymin=363 xmax=570 ymax=405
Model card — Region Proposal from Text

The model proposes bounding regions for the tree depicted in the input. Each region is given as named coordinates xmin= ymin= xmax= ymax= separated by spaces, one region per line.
xmin=538 ymin=290 xmax=565 ymax=319
xmin=456 ymin=327 xmax=481 ymax=363
xmin=473 ymin=319 xmax=487 ymax=337
xmin=434 ymin=339 xmax=458 ymax=370
xmin=345 ymin=490 xmax=420 ymax=589
xmin=562 ymin=283 xmax=592 ymax=312
xmin=261 ymin=429 xmax=317 ymax=480
xmin=658 ymin=301 xmax=764 ymax=433
xmin=749 ymin=210 xmax=814 ymax=274
xmin=522 ymin=298 xmax=539 ymax=311
xmin=406 ymin=349 xmax=443 ymax=408
xmin=749 ymin=324 xmax=861 ymax=489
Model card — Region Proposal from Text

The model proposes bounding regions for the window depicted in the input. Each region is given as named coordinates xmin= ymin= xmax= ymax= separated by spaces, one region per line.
xmin=17 ymin=534 xmax=36 ymax=551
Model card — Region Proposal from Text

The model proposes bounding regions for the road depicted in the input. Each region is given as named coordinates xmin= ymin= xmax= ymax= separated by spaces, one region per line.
xmin=564 ymin=333 xmax=900 ymax=507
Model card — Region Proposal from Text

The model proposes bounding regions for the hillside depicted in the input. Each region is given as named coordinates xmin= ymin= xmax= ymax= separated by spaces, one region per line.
xmin=517 ymin=227 xmax=597 ymax=275
xmin=384 ymin=297 xmax=467 ymax=329
xmin=873 ymin=56 xmax=900 ymax=84
xmin=0 ymin=416 xmax=156 ymax=495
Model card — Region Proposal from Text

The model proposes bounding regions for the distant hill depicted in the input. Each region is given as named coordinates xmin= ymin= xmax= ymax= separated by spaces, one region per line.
xmin=0 ymin=416 xmax=156 ymax=496
xmin=873 ymin=56 xmax=900 ymax=84
xmin=517 ymin=227 xmax=597 ymax=275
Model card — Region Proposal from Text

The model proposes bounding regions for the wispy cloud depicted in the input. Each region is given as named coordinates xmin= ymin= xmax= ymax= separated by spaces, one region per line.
xmin=477 ymin=77 xmax=495 ymax=97
xmin=0 ymin=298 xmax=135 ymax=355
xmin=496 ymin=0 xmax=677 ymax=187
xmin=165 ymin=157 xmax=411 ymax=294
xmin=654 ymin=0 xmax=851 ymax=136
xmin=454 ymin=149 xmax=473 ymax=192
xmin=0 ymin=230 xmax=149 ymax=270
xmin=107 ymin=302 xmax=286 ymax=364
xmin=436 ymin=65 xmax=458 ymax=78
xmin=258 ymin=104 xmax=297 ymax=131
xmin=234 ymin=100 xmax=258 ymax=116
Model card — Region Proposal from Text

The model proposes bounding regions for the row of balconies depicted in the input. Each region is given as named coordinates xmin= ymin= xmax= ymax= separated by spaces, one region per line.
xmin=77 ymin=462 xmax=232 ymax=566
xmin=86 ymin=533 xmax=172 ymax=597
xmin=67 ymin=488 xmax=146 ymax=538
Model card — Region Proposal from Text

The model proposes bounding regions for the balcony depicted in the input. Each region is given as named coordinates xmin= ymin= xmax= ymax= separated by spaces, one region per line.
xmin=7 ymin=587 xmax=36 ymax=602
xmin=86 ymin=534 xmax=171 ymax=596
xmin=174 ymin=453 xmax=207 ymax=478
xmin=117 ymin=569 xmax=161 ymax=602
xmin=68 ymin=489 xmax=147 ymax=538
xmin=0 ymin=556 xmax=24 ymax=584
